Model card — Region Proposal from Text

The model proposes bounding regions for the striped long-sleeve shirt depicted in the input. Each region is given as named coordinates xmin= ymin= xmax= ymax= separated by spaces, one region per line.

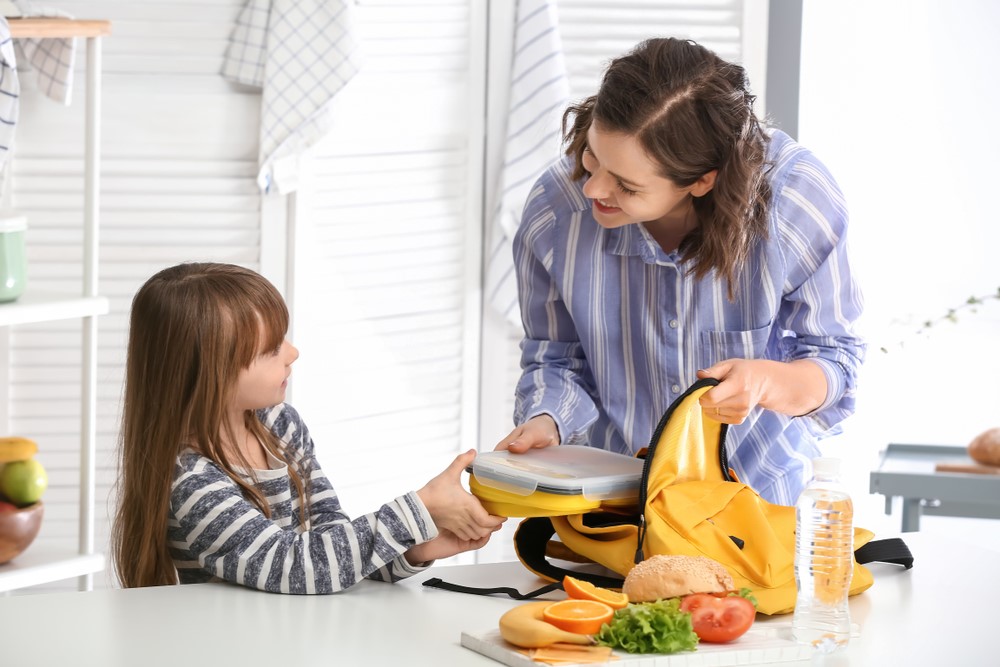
xmin=168 ymin=403 xmax=437 ymax=593
xmin=512 ymin=130 xmax=865 ymax=505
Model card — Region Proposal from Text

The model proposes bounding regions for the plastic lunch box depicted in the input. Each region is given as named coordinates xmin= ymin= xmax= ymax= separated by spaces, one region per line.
xmin=468 ymin=445 xmax=644 ymax=517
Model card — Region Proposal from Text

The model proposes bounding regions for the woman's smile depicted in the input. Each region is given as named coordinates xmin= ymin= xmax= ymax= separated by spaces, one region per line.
xmin=593 ymin=198 xmax=621 ymax=215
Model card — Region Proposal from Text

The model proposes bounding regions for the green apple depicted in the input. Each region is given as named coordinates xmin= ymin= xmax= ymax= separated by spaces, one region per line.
xmin=0 ymin=459 xmax=48 ymax=506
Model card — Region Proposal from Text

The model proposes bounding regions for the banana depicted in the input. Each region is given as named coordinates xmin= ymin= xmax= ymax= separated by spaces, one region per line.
xmin=0 ymin=436 xmax=38 ymax=463
xmin=498 ymin=600 xmax=595 ymax=649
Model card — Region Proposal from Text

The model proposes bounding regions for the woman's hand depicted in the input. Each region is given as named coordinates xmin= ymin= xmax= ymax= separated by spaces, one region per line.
xmin=417 ymin=450 xmax=506 ymax=541
xmin=696 ymin=358 xmax=827 ymax=423
xmin=404 ymin=529 xmax=494 ymax=566
xmin=494 ymin=414 xmax=560 ymax=453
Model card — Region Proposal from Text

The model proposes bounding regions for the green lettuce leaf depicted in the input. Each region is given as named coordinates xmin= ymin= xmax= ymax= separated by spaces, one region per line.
xmin=732 ymin=587 xmax=759 ymax=609
xmin=595 ymin=598 xmax=699 ymax=654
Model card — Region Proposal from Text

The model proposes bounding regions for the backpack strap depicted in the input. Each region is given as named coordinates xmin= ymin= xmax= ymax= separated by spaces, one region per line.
xmin=421 ymin=516 xmax=626 ymax=599
xmin=422 ymin=520 xmax=914 ymax=599
xmin=854 ymin=537 xmax=914 ymax=569
xmin=513 ymin=516 xmax=627 ymax=589
xmin=420 ymin=577 xmax=563 ymax=599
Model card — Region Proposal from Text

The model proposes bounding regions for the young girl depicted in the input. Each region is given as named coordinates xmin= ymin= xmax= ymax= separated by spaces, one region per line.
xmin=495 ymin=37 xmax=865 ymax=505
xmin=112 ymin=262 xmax=504 ymax=593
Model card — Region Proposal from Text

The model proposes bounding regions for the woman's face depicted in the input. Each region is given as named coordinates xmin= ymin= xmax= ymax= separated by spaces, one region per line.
xmin=581 ymin=124 xmax=708 ymax=231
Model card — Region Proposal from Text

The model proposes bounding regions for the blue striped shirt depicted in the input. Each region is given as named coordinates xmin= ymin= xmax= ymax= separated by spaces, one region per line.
xmin=168 ymin=403 xmax=437 ymax=593
xmin=512 ymin=130 xmax=865 ymax=505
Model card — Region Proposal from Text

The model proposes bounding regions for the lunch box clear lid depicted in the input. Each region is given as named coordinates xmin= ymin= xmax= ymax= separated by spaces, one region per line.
xmin=470 ymin=445 xmax=644 ymax=499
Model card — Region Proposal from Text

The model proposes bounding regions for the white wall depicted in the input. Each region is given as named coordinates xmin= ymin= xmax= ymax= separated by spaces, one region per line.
xmin=799 ymin=0 xmax=1000 ymax=541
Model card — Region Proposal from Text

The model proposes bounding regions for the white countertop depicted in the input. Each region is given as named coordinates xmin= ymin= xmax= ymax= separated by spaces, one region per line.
xmin=0 ymin=530 xmax=994 ymax=666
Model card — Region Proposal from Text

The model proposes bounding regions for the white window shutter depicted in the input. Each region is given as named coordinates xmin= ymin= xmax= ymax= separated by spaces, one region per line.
xmin=480 ymin=0 xmax=769 ymax=447
xmin=476 ymin=0 xmax=769 ymax=563
xmin=557 ymin=0 xmax=767 ymax=100
xmin=284 ymin=1 xmax=485 ymax=546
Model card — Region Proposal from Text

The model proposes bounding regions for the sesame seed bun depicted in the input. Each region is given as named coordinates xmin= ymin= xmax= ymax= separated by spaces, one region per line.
xmin=622 ymin=554 xmax=735 ymax=602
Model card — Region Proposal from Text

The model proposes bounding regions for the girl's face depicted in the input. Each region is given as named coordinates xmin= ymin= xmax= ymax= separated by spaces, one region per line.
xmin=234 ymin=338 xmax=299 ymax=412
xmin=580 ymin=124 xmax=714 ymax=231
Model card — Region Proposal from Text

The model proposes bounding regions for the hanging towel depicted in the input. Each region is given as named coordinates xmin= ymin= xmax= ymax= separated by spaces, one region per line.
xmin=0 ymin=19 xmax=18 ymax=164
xmin=10 ymin=0 xmax=77 ymax=105
xmin=485 ymin=0 xmax=570 ymax=327
xmin=222 ymin=0 xmax=361 ymax=195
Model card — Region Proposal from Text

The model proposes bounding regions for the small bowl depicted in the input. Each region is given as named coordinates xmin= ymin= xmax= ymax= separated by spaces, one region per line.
xmin=0 ymin=501 xmax=44 ymax=564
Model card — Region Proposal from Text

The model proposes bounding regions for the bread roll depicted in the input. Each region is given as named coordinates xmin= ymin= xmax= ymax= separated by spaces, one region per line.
xmin=622 ymin=554 xmax=734 ymax=602
xmin=969 ymin=428 xmax=1000 ymax=467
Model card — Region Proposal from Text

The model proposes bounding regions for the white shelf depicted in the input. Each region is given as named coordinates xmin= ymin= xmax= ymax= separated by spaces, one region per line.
xmin=4 ymin=18 xmax=111 ymax=593
xmin=0 ymin=292 xmax=109 ymax=327
xmin=0 ymin=549 xmax=105 ymax=593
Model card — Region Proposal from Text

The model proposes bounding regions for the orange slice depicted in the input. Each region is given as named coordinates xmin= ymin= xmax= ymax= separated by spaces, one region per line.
xmin=563 ymin=575 xmax=629 ymax=609
xmin=542 ymin=599 xmax=615 ymax=635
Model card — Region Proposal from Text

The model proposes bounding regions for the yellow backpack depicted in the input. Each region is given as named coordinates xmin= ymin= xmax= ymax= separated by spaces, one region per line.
xmin=501 ymin=379 xmax=913 ymax=615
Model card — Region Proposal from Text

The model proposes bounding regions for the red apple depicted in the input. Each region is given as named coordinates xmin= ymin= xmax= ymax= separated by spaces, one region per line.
xmin=0 ymin=499 xmax=17 ymax=513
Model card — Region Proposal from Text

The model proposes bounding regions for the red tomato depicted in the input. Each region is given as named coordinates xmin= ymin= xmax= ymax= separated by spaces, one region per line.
xmin=680 ymin=593 xmax=756 ymax=643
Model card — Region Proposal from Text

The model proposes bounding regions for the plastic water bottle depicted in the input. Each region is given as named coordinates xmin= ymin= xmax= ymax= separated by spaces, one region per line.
xmin=792 ymin=457 xmax=854 ymax=653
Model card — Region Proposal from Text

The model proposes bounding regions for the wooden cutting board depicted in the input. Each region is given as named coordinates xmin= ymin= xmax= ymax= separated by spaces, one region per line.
xmin=934 ymin=461 xmax=1000 ymax=475
xmin=461 ymin=624 xmax=818 ymax=666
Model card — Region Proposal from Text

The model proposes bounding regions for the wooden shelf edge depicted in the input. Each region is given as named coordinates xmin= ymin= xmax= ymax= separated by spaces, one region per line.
xmin=0 ymin=552 xmax=105 ymax=593
xmin=8 ymin=17 xmax=112 ymax=39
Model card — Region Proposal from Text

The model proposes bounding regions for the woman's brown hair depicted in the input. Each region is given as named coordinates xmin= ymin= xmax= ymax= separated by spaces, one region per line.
xmin=111 ymin=262 xmax=306 ymax=587
xmin=563 ymin=37 xmax=772 ymax=297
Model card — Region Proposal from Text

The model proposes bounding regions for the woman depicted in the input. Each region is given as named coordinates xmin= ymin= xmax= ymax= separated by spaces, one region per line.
xmin=494 ymin=38 xmax=864 ymax=504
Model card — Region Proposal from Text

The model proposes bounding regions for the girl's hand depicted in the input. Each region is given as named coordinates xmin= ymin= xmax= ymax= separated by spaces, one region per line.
xmin=494 ymin=414 xmax=560 ymax=453
xmin=417 ymin=450 xmax=506 ymax=541
xmin=404 ymin=529 xmax=493 ymax=565
xmin=696 ymin=358 xmax=827 ymax=423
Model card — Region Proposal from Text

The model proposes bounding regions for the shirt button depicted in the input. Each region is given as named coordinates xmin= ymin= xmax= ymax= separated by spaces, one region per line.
xmin=671 ymin=384 xmax=681 ymax=393
xmin=668 ymin=319 xmax=678 ymax=328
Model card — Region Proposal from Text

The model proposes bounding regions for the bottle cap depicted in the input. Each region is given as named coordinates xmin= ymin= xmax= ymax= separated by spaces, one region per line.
xmin=812 ymin=457 xmax=841 ymax=476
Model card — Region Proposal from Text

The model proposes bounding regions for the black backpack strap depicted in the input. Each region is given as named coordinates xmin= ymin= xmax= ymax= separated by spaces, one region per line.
xmin=421 ymin=519 xmax=565 ymax=598
xmin=421 ymin=577 xmax=563 ymax=599
xmin=513 ymin=516 xmax=626 ymax=590
xmin=423 ymin=531 xmax=913 ymax=599
xmin=855 ymin=537 xmax=914 ymax=569
xmin=421 ymin=516 xmax=626 ymax=599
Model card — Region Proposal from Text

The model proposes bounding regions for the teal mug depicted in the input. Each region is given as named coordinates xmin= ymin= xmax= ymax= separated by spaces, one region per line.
xmin=0 ymin=213 xmax=27 ymax=303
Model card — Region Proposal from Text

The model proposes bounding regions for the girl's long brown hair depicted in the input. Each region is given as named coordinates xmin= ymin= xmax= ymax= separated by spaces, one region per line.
xmin=563 ymin=37 xmax=772 ymax=298
xmin=111 ymin=262 xmax=306 ymax=588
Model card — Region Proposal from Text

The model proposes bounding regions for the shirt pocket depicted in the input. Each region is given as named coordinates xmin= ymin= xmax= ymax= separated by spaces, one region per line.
xmin=699 ymin=324 xmax=771 ymax=368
